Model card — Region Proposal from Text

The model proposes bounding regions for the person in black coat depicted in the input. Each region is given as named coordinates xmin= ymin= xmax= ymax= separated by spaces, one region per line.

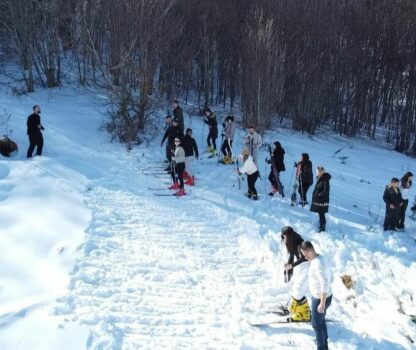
xmin=161 ymin=118 xmax=183 ymax=162
xmin=383 ymin=177 xmax=403 ymax=231
xmin=181 ymin=128 xmax=199 ymax=185
xmin=203 ymin=108 xmax=218 ymax=156
xmin=172 ymin=99 xmax=184 ymax=134
xmin=295 ymin=153 xmax=313 ymax=206
xmin=398 ymin=172 xmax=413 ymax=229
xmin=281 ymin=226 xmax=306 ymax=282
xmin=310 ymin=166 xmax=331 ymax=232
xmin=267 ymin=141 xmax=285 ymax=196
xmin=27 ymin=105 xmax=45 ymax=158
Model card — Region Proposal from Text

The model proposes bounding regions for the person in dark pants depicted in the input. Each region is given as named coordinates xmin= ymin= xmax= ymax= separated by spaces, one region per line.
xmin=310 ymin=166 xmax=331 ymax=232
xmin=383 ymin=177 xmax=403 ymax=231
xmin=169 ymin=137 xmax=186 ymax=196
xmin=267 ymin=141 xmax=285 ymax=196
xmin=300 ymin=241 xmax=332 ymax=350
xmin=172 ymin=99 xmax=184 ymax=134
xmin=220 ymin=115 xmax=236 ymax=164
xmin=398 ymin=172 xmax=413 ymax=229
xmin=27 ymin=105 xmax=45 ymax=158
xmin=203 ymin=108 xmax=218 ymax=157
xmin=161 ymin=117 xmax=183 ymax=164
xmin=238 ymin=147 xmax=259 ymax=200
xmin=295 ymin=153 xmax=313 ymax=206
xmin=281 ymin=226 xmax=306 ymax=282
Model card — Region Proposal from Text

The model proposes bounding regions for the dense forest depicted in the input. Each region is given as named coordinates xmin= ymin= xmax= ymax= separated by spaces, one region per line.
xmin=0 ymin=0 xmax=415 ymax=153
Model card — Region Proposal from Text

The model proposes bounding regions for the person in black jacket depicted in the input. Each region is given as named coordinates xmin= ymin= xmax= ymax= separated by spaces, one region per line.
xmin=182 ymin=128 xmax=199 ymax=186
xmin=383 ymin=177 xmax=403 ymax=231
xmin=161 ymin=117 xmax=183 ymax=163
xmin=281 ymin=226 xmax=306 ymax=281
xmin=203 ymin=108 xmax=218 ymax=157
xmin=27 ymin=105 xmax=45 ymax=158
xmin=172 ymin=99 xmax=184 ymax=134
xmin=267 ymin=141 xmax=285 ymax=196
xmin=310 ymin=166 xmax=331 ymax=232
xmin=398 ymin=172 xmax=413 ymax=229
xmin=295 ymin=153 xmax=313 ymax=206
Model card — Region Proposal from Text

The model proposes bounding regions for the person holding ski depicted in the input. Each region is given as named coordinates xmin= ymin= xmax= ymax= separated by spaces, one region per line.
xmin=181 ymin=128 xmax=199 ymax=186
xmin=281 ymin=226 xmax=310 ymax=322
xmin=266 ymin=141 xmax=285 ymax=196
xmin=237 ymin=147 xmax=259 ymax=200
xmin=383 ymin=177 xmax=403 ymax=231
xmin=203 ymin=108 xmax=218 ymax=158
xmin=295 ymin=153 xmax=313 ymax=206
xmin=220 ymin=115 xmax=236 ymax=164
xmin=161 ymin=117 xmax=183 ymax=164
xmin=243 ymin=124 xmax=262 ymax=169
xmin=300 ymin=241 xmax=332 ymax=350
xmin=398 ymin=171 xmax=413 ymax=230
xmin=169 ymin=137 xmax=186 ymax=196
xmin=172 ymin=99 xmax=184 ymax=134
xmin=310 ymin=166 xmax=331 ymax=232
xmin=27 ymin=105 xmax=45 ymax=158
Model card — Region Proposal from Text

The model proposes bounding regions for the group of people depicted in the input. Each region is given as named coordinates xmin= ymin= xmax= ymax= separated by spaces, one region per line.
xmin=280 ymin=226 xmax=333 ymax=350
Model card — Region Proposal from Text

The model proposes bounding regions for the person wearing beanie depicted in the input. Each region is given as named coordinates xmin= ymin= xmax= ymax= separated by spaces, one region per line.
xmin=383 ymin=177 xmax=403 ymax=231
xmin=237 ymin=147 xmax=259 ymax=200
xmin=398 ymin=171 xmax=413 ymax=229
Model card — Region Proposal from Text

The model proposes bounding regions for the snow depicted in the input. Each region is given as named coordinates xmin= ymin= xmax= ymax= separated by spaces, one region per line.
xmin=0 ymin=87 xmax=415 ymax=349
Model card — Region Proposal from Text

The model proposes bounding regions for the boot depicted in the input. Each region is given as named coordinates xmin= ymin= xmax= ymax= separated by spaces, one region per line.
xmin=207 ymin=145 xmax=213 ymax=153
xmin=176 ymin=188 xmax=186 ymax=196
xmin=222 ymin=155 xmax=230 ymax=163
xmin=185 ymin=176 xmax=195 ymax=186
xmin=208 ymin=149 xmax=217 ymax=158
xmin=183 ymin=170 xmax=190 ymax=180
xmin=269 ymin=186 xmax=278 ymax=196
xmin=169 ymin=182 xmax=180 ymax=190
xmin=290 ymin=297 xmax=311 ymax=322
xmin=252 ymin=194 xmax=258 ymax=200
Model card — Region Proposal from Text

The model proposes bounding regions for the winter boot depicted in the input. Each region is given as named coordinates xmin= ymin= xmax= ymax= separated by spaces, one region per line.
xmin=269 ymin=186 xmax=278 ymax=196
xmin=169 ymin=182 xmax=180 ymax=190
xmin=289 ymin=297 xmax=311 ymax=322
xmin=183 ymin=170 xmax=190 ymax=180
xmin=208 ymin=149 xmax=217 ymax=158
xmin=207 ymin=145 xmax=214 ymax=153
xmin=252 ymin=194 xmax=258 ymax=201
xmin=185 ymin=176 xmax=195 ymax=186
xmin=176 ymin=188 xmax=186 ymax=196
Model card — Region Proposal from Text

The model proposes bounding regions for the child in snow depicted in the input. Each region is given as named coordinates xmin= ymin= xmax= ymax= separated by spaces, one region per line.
xmin=220 ymin=115 xmax=236 ymax=164
xmin=383 ymin=177 xmax=402 ymax=231
xmin=203 ymin=108 xmax=218 ymax=157
xmin=267 ymin=141 xmax=285 ymax=196
xmin=169 ymin=137 xmax=186 ymax=196
xmin=310 ymin=166 xmax=331 ymax=232
xmin=295 ymin=153 xmax=313 ymax=206
xmin=181 ymin=128 xmax=199 ymax=186
xmin=243 ymin=124 xmax=262 ymax=168
xmin=237 ymin=147 xmax=259 ymax=200
xmin=281 ymin=226 xmax=310 ymax=322
xmin=398 ymin=171 xmax=413 ymax=229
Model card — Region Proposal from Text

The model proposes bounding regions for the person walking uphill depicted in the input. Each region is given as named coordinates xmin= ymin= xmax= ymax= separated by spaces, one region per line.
xmin=398 ymin=172 xmax=413 ymax=230
xmin=295 ymin=153 xmax=313 ymax=206
xmin=172 ymin=99 xmax=184 ymax=134
xmin=27 ymin=105 xmax=45 ymax=158
xmin=181 ymin=128 xmax=199 ymax=186
xmin=220 ymin=115 xmax=236 ymax=164
xmin=169 ymin=138 xmax=186 ymax=196
xmin=237 ymin=147 xmax=259 ymax=200
xmin=244 ymin=125 xmax=262 ymax=168
xmin=383 ymin=177 xmax=403 ymax=231
xmin=300 ymin=241 xmax=332 ymax=350
xmin=203 ymin=108 xmax=218 ymax=158
xmin=310 ymin=166 xmax=331 ymax=232
xmin=267 ymin=141 xmax=285 ymax=196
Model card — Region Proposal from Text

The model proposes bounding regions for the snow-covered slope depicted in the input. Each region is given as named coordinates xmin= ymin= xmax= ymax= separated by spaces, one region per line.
xmin=0 ymin=88 xmax=415 ymax=349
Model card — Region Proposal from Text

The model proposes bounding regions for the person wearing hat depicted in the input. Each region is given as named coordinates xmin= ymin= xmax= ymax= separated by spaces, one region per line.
xmin=181 ymin=128 xmax=199 ymax=186
xmin=237 ymin=147 xmax=259 ymax=200
xmin=203 ymin=108 xmax=218 ymax=157
xmin=161 ymin=116 xmax=183 ymax=163
xmin=383 ymin=177 xmax=403 ymax=231
xmin=169 ymin=137 xmax=186 ymax=196
xmin=220 ymin=115 xmax=236 ymax=164
xmin=172 ymin=99 xmax=184 ymax=134
xmin=243 ymin=124 xmax=262 ymax=168
xmin=27 ymin=105 xmax=45 ymax=158
xmin=267 ymin=141 xmax=285 ymax=196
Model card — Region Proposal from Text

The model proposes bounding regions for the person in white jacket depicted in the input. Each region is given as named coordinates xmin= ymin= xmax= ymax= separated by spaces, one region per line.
xmin=398 ymin=171 xmax=413 ymax=229
xmin=300 ymin=241 xmax=332 ymax=350
xmin=237 ymin=147 xmax=259 ymax=200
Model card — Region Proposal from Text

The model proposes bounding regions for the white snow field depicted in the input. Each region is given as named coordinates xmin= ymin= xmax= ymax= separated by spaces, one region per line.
xmin=0 ymin=87 xmax=415 ymax=350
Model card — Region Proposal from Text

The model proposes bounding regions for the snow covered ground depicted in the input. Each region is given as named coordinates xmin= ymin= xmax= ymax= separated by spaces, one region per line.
xmin=0 ymin=87 xmax=415 ymax=349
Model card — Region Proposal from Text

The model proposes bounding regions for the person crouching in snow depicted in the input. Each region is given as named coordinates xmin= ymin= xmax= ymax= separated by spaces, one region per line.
xmin=182 ymin=128 xmax=199 ymax=186
xmin=169 ymin=138 xmax=186 ymax=196
xmin=237 ymin=147 xmax=259 ymax=200
xmin=281 ymin=226 xmax=310 ymax=322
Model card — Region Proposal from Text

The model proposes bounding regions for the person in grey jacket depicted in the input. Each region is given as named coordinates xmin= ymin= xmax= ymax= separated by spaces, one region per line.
xmin=244 ymin=125 xmax=262 ymax=168
xmin=169 ymin=137 xmax=186 ymax=196
xmin=220 ymin=115 xmax=236 ymax=164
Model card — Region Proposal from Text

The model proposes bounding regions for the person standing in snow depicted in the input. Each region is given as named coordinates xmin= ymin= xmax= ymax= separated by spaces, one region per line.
xmin=181 ymin=128 xmax=199 ymax=186
xmin=383 ymin=177 xmax=403 ymax=231
xmin=203 ymin=108 xmax=218 ymax=158
xmin=398 ymin=171 xmax=413 ymax=229
xmin=161 ymin=117 xmax=183 ymax=164
xmin=220 ymin=115 xmax=236 ymax=164
xmin=27 ymin=105 xmax=45 ymax=158
xmin=300 ymin=241 xmax=332 ymax=350
xmin=310 ymin=166 xmax=331 ymax=232
xmin=295 ymin=153 xmax=313 ymax=206
xmin=281 ymin=226 xmax=310 ymax=322
xmin=243 ymin=124 xmax=262 ymax=169
xmin=267 ymin=141 xmax=285 ymax=196
xmin=237 ymin=147 xmax=259 ymax=200
xmin=172 ymin=99 xmax=184 ymax=134
xmin=169 ymin=137 xmax=186 ymax=196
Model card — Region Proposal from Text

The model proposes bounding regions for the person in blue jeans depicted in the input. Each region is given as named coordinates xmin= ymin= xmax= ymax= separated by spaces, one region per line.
xmin=300 ymin=241 xmax=333 ymax=350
